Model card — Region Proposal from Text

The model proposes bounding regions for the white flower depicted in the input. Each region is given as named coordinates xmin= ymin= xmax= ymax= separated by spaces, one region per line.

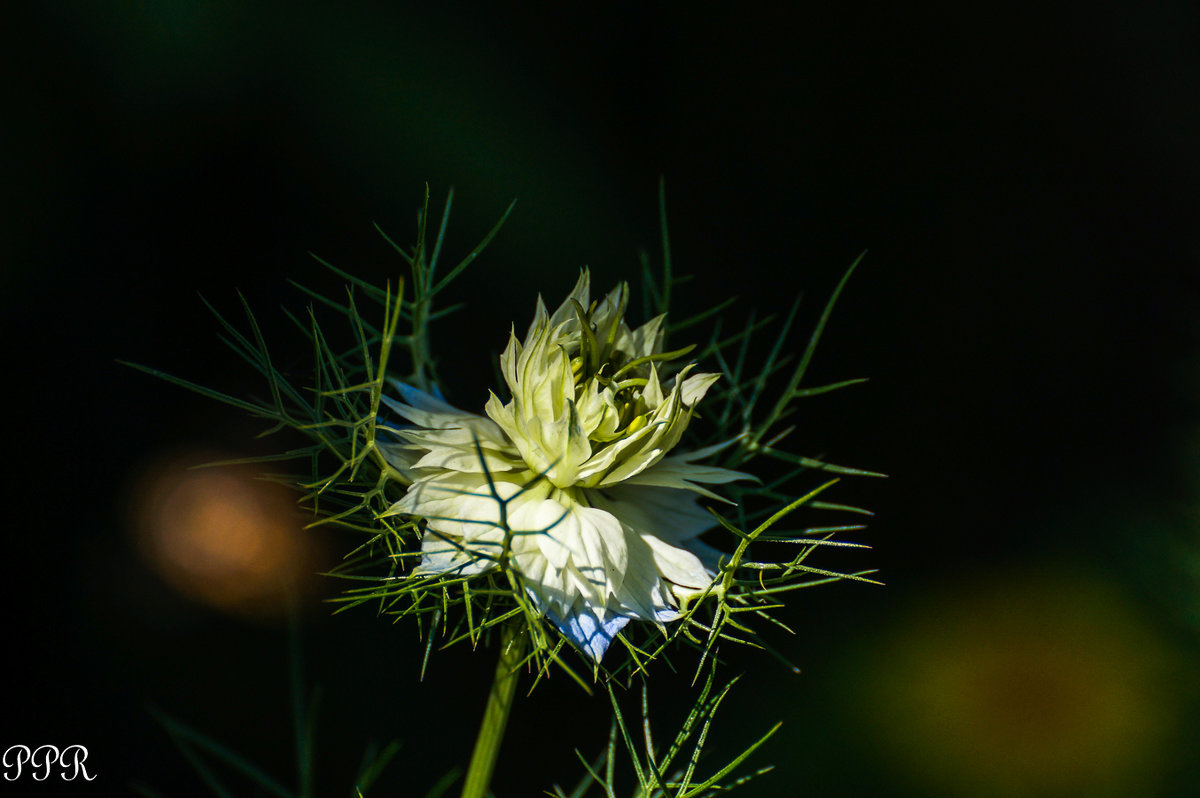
xmin=383 ymin=271 xmax=750 ymax=661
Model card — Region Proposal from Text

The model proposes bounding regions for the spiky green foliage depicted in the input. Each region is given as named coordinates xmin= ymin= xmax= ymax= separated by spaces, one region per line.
xmin=131 ymin=182 xmax=873 ymax=667
xmin=129 ymin=184 xmax=877 ymax=798
xmin=550 ymin=666 xmax=777 ymax=798
xmin=126 ymin=184 xmax=875 ymax=680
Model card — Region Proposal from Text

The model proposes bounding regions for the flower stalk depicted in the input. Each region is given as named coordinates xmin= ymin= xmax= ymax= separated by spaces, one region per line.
xmin=460 ymin=621 xmax=525 ymax=798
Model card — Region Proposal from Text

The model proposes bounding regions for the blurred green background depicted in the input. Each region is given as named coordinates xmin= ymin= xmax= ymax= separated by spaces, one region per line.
xmin=5 ymin=2 xmax=1200 ymax=795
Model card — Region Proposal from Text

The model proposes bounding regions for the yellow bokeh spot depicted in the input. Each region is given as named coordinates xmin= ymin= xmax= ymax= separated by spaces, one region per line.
xmin=857 ymin=568 xmax=1181 ymax=796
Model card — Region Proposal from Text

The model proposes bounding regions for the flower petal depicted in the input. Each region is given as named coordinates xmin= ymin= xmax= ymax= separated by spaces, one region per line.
xmin=609 ymin=528 xmax=683 ymax=624
xmin=414 ymin=528 xmax=501 ymax=577
xmin=510 ymin=497 xmax=627 ymax=595
xmin=628 ymin=314 xmax=666 ymax=360
xmin=408 ymin=444 xmax=523 ymax=474
xmin=678 ymin=371 xmax=720 ymax=407
xmin=591 ymin=484 xmax=717 ymax=543
xmin=547 ymin=270 xmax=592 ymax=329
xmin=381 ymin=383 xmax=513 ymax=457
xmin=620 ymin=446 xmax=754 ymax=500
xmin=642 ymin=534 xmax=712 ymax=592
xmin=548 ymin=603 xmax=629 ymax=663
xmin=388 ymin=471 xmax=550 ymax=542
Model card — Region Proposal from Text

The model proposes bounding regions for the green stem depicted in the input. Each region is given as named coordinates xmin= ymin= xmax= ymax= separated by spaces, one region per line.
xmin=459 ymin=623 xmax=524 ymax=798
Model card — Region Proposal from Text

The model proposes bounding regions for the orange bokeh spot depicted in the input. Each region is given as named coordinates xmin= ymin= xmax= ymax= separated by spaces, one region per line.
xmin=130 ymin=451 xmax=319 ymax=617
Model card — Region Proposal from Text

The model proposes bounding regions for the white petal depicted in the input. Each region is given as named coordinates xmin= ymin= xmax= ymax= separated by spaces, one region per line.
xmin=510 ymin=496 xmax=576 ymax=570
xmin=525 ymin=295 xmax=549 ymax=340
xmin=610 ymin=528 xmax=681 ymax=623
xmin=483 ymin=391 xmax=519 ymax=440
xmin=414 ymin=528 xmax=501 ymax=576
xmin=643 ymin=363 xmax=664 ymax=407
xmin=589 ymin=484 xmax=717 ymax=543
xmin=389 ymin=471 xmax=550 ymax=543
xmin=678 ymin=372 xmax=720 ymax=407
xmin=642 ymin=534 xmax=712 ymax=590
xmin=499 ymin=329 xmax=523 ymax=391
xmin=377 ymin=441 xmax=420 ymax=476
xmin=510 ymin=498 xmax=625 ymax=589
xmin=620 ymin=447 xmax=754 ymax=499
xmin=390 ymin=422 xmax=511 ymax=452
xmin=595 ymin=445 xmax=666 ymax=487
xmin=409 ymin=445 xmax=522 ymax=474
xmin=381 ymin=388 xmax=513 ymax=457
xmin=590 ymin=282 xmax=628 ymax=340
xmin=547 ymin=269 xmax=592 ymax=329
xmin=512 ymin=538 xmax=575 ymax=618
xmin=629 ymin=314 xmax=666 ymax=359
xmin=573 ymin=420 xmax=661 ymax=483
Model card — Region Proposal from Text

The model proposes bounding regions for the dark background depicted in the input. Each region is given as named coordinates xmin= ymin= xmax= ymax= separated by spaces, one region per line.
xmin=5 ymin=3 xmax=1200 ymax=796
